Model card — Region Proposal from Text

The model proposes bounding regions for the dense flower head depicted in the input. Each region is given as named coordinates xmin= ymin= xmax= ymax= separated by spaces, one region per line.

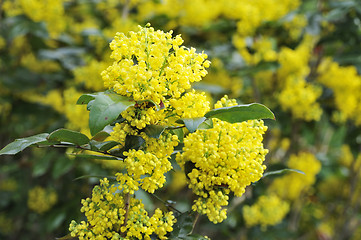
xmin=69 ymin=178 xmax=176 ymax=240
xmin=243 ymin=194 xmax=290 ymax=229
xmin=115 ymin=131 xmax=179 ymax=194
xmin=317 ymin=58 xmax=361 ymax=125
xmin=120 ymin=102 xmax=168 ymax=130
xmin=276 ymin=35 xmax=322 ymax=121
xmin=176 ymin=105 xmax=268 ymax=223
xmin=270 ymin=152 xmax=321 ymax=200
xmin=101 ymin=24 xmax=210 ymax=104
xmin=169 ymin=90 xmax=210 ymax=119
xmin=278 ymin=77 xmax=322 ymax=121
xmin=27 ymin=186 xmax=57 ymax=214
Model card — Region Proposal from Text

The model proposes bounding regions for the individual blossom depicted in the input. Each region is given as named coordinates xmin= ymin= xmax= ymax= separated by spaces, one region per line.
xmin=69 ymin=178 xmax=176 ymax=240
xmin=176 ymin=97 xmax=268 ymax=223
xmin=101 ymin=24 xmax=210 ymax=104
xmin=243 ymin=194 xmax=290 ymax=230
xmin=27 ymin=186 xmax=57 ymax=214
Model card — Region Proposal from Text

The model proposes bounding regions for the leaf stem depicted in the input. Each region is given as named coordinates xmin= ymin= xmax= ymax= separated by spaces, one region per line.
xmin=152 ymin=194 xmax=182 ymax=214
xmin=190 ymin=212 xmax=199 ymax=234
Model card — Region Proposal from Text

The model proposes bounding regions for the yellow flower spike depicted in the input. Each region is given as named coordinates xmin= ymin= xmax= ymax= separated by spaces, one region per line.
xmin=28 ymin=186 xmax=57 ymax=214
xmin=177 ymin=117 xmax=268 ymax=223
xmin=102 ymin=24 xmax=210 ymax=104
xmin=70 ymin=178 xmax=176 ymax=239
xmin=243 ymin=194 xmax=290 ymax=230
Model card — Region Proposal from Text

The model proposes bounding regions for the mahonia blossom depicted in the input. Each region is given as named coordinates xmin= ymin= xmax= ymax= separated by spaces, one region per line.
xmin=317 ymin=58 xmax=361 ymax=125
xmin=116 ymin=132 xmax=179 ymax=194
xmin=243 ymin=194 xmax=290 ymax=230
xmin=278 ymin=77 xmax=322 ymax=121
xmin=176 ymin=97 xmax=268 ymax=223
xmin=169 ymin=90 xmax=210 ymax=119
xmin=27 ymin=186 xmax=57 ymax=214
xmin=277 ymin=35 xmax=322 ymax=121
xmin=69 ymin=178 xmax=176 ymax=240
xmin=101 ymin=24 xmax=210 ymax=104
xmin=270 ymin=152 xmax=321 ymax=200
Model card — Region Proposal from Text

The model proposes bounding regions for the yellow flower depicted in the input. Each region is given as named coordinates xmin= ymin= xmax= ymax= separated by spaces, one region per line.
xmin=28 ymin=186 xmax=57 ymax=214
xmin=243 ymin=194 xmax=290 ymax=230
xmin=317 ymin=58 xmax=361 ymax=125
xmin=101 ymin=24 xmax=210 ymax=104
xmin=170 ymin=90 xmax=210 ymax=119
xmin=69 ymin=178 xmax=176 ymax=240
xmin=270 ymin=152 xmax=321 ymax=200
xmin=177 ymin=115 xmax=268 ymax=223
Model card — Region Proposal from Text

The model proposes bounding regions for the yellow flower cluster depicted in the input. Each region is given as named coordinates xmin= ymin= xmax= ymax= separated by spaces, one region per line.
xmin=214 ymin=95 xmax=238 ymax=109
xmin=243 ymin=194 xmax=290 ymax=230
xmin=69 ymin=178 xmax=176 ymax=240
xmin=233 ymin=36 xmax=278 ymax=65
xmin=317 ymin=58 xmax=361 ymax=125
xmin=138 ymin=0 xmax=298 ymax=31
xmin=170 ymin=90 xmax=210 ymax=119
xmin=120 ymin=103 xmax=168 ymax=130
xmin=277 ymin=36 xmax=322 ymax=121
xmin=101 ymin=25 xmax=210 ymax=104
xmin=27 ymin=186 xmax=57 ymax=214
xmin=282 ymin=14 xmax=307 ymax=40
xmin=176 ymin=107 xmax=268 ymax=223
xmin=270 ymin=152 xmax=321 ymax=200
xmin=278 ymin=77 xmax=322 ymax=121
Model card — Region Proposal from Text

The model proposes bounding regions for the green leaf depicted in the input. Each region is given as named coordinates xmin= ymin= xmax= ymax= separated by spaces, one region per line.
xmin=89 ymin=140 xmax=119 ymax=152
xmin=178 ymin=117 xmax=207 ymax=133
xmin=89 ymin=93 xmax=134 ymax=135
xmin=262 ymin=168 xmax=305 ymax=178
xmin=0 ymin=133 xmax=49 ymax=155
xmin=197 ymin=118 xmax=213 ymax=130
xmin=204 ymin=103 xmax=275 ymax=123
xmin=169 ymin=212 xmax=194 ymax=238
xmin=48 ymin=129 xmax=90 ymax=146
xmin=76 ymin=93 xmax=98 ymax=105
xmin=144 ymin=125 xmax=167 ymax=138
xmin=169 ymin=212 xmax=208 ymax=239
xmin=124 ymin=135 xmax=145 ymax=151
xmin=171 ymin=128 xmax=184 ymax=143
xmin=52 ymin=156 xmax=73 ymax=179
xmin=91 ymin=130 xmax=111 ymax=142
